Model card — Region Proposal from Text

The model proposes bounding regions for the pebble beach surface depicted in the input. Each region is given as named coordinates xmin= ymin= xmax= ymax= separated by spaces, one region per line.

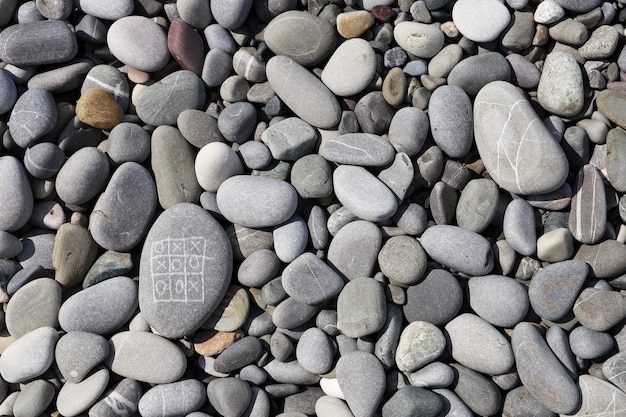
xmin=1 ymin=0 xmax=626 ymax=416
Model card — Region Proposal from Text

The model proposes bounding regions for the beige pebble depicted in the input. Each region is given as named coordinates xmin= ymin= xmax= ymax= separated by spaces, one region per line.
xmin=194 ymin=329 xmax=244 ymax=356
xmin=537 ymin=228 xmax=574 ymax=263
xmin=75 ymin=88 xmax=123 ymax=130
xmin=336 ymin=10 xmax=374 ymax=39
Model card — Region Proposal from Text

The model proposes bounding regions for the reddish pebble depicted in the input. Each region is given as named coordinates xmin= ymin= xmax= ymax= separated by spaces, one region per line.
xmin=371 ymin=5 xmax=394 ymax=22
xmin=127 ymin=67 xmax=150 ymax=84
xmin=167 ymin=19 xmax=204 ymax=75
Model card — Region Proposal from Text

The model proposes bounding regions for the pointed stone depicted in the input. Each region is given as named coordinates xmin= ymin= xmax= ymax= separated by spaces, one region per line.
xmin=569 ymin=164 xmax=606 ymax=244
xmin=336 ymin=352 xmax=386 ymax=417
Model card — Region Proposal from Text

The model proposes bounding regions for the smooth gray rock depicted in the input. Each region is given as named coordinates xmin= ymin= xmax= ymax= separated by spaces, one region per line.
xmin=452 ymin=0 xmax=510 ymax=42
xmin=272 ymin=297 xmax=318 ymax=330
xmin=506 ymin=53 xmax=541 ymax=89
xmin=445 ymin=313 xmax=514 ymax=375
xmin=282 ymin=252 xmax=343 ymax=306
xmin=450 ymin=363 xmax=502 ymax=416
xmin=319 ymin=133 xmax=395 ymax=167
xmin=575 ymin=239 xmax=626 ymax=279
xmin=378 ymin=235 xmax=427 ymax=285
xmin=24 ymin=142 xmax=65 ymax=179
xmin=573 ymin=288 xmax=626 ymax=332
xmin=511 ymin=322 xmax=581 ymax=414
xmin=264 ymin=359 xmax=320 ymax=385
xmin=448 ymin=52 xmax=511 ymax=96
xmin=217 ymin=175 xmax=298 ymax=228
xmin=88 ymin=378 xmax=141 ymax=417
xmin=55 ymin=331 xmax=109 ymax=383
xmin=177 ymin=109 xmax=223 ymax=148
xmin=474 ymin=81 xmax=569 ymax=195
xmin=214 ymin=336 xmax=263 ymax=374
xmin=554 ymin=0 xmax=601 ymax=12
xmin=607 ymin=127 xmax=626 ymax=192
xmin=403 ymin=269 xmax=462 ymax=326
xmin=58 ymin=276 xmax=137 ymax=335
xmin=382 ymin=386 xmax=442 ymax=417
xmin=354 ymin=91 xmax=395 ymax=135
xmin=107 ymin=16 xmax=169 ymax=72
xmin=396 ymin=321 xmax=446 ymax=372
xmin=468 ymin=275 xmax=529 ymax=328
xmin=5 ymin=278 xmax=61 ymax=338
xmin=327 ymin=220 xmax=381 ymax=280
xmin=207 ymin=378 xmax=251 ymax=417
xmin=545 ymin=326 xmax=577 ymax=380
xmin=17 ymin=228 xmax=54 ymax=269
xmin=0 ymin=20 xmax=77 ymax=66
xmin=0 ymin=232 xmax=23 ymax=261
xmin=237 ymin=248 xmax=280 ymax=288
xmin=572 ymin=375 xmax=626 ymax=416
xmin=0 ymin=69 xmax=16 ymax=116
xmin=296 ymin=327 xmax=334 ymax=375
xmin=106 ymin=331 xmax=186 ymax=384
xmin=407 ymin=362 xmax=455 ymax=388
xmin=9 ymin=88 xmax=57 ymax=148
xmin=321 ymin=38 xmax=376 ymax=97
xmin=604 ymin=349 xmax=626 ymax=391
xmin=429 ymin=85 xmax=473 ymax=158
xmin=201 ymin=48 xmax=232 ymax=88
xmin=419 ymin=225 xmax=494 ymax=276
xmin=537 ymin=51 xmax=584 ymax=118
xmin=456 ymin=178 xmax=499 ymax=233
xmin=569 ymin=326 xmax=614 ymax=359
xmin=261 ymin=117 xmax=317 ymax=161
xmin=55 ymin=146 xmax=110 ymax=205
xmin=56 ymin=366 xmax=109 ymax=417
xmin=290 ymin=155 xmax=333 ymax=199
xmin=336 ymin=352 xmax=385 ymax=417
xmin=503 ymin=198 xmax=537 ymax=256
xmin=266 ymin=55 xmax=340 ymax=129
xmin=217 ymin=102 xmax=256 ymax=144
xmin=106 ymin=123 xmax=150 ymax=164
xmin=138 ymin=379 xmax=206 ymax=417
xmin=393 ymin=21 xmax=444 ymax=58
xmin=12 ymin=379 xmax=55 ymax=417
xmin=337 ymin=277 xmax=386 ymax=339
xmin=139 ymin=203 xmax=232 ymax=338
xmin=0 ymin=326 xmax=58 ymax=383
xmin=503 ymin=386 xmax=557 ymax=417
xmin=388 ymin=107 xmax=429 ymax=157
xmin=273 ymin=215 xmax=307 ymax=263
xmin=79 ymin=0 xmax=133 ymax=20
xmin=569 ymin=164 xmax=606 ymax=245
xmin=0 ymin=156 xmax=33 ymax=232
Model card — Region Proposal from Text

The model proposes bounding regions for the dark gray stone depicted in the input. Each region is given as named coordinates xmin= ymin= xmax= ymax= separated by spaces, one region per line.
xmin=448 ymin=52 xmax=511 ymax=96
xmin=177 ymin=109 xmax=223 ymax=148
xmin=24 ymin=142 xmax=65 ymax=179
xmin=218 ymin=102 xmax=257 ymax=144
xmin=207 ymin=378 xmax=251 ymax=417
xmin=569 ymin=326 xmax=614 ymax=360
xmin=0 ymin=20 xmax=77 ymax=66
xmin=272 ymin=297 xmax=318 ymax=329
xmin=0 ymin=69 xmax=17 ymax=115
xmin=83 ymin=250 xmax=132 ymax=288
xmin=202 ymin=48 xmax=233 ymax=88
xmin=337 ymin=277 xmax=386 ymax=338
xmin=569 ymin=164 xmax=606 ymax=245
xmin=573 ymin=287 xmax=626 ymax=332
xmin=291 ymin=154 xmax=333 ymax=199
xmin=450 ymin=363 xmax=502 ymax=417
xmin=575 ymin=239 xmax=626 ymax=279
xmin=503 ymin=198 xmax=537 ymax=256
xmin=382 ymin=386 xmax=442 ymax=417
xmin=403 ymin=269 xmax=462 ymax=326
xmin=106 ymin=123 xmax=150 ymax=164
xmin=354 ymin=91 xmax=395 ymax=135
xmin=214 ymin=336 xmax=263 ymax=373
xmin=455 ymin=179 xmax=499 ymax=233
xmin=237 ymin=248 xmax=280 ymax=288
xmin=327 ymin=220 xmax=381 ymax=280
xmin=503 ymin=386 xmax=557 ymax=417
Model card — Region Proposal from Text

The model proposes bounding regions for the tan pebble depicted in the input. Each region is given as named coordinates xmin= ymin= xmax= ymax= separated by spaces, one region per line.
xmin=533 ymin=24 xmax=549 ymax=46
xmin=76 ymin=88 xmax=123 ymax=130
xmin=336 ymin=10 xmax=374 ymax=39
xmin=194 ymin=329 xmax=244 ymax=356
xmin=382 ymin=67 xmax=407 ymax=107
xmin=537 ymin=228 xmax=574 ymax=263
xmin=127 ymin=67 xmax=151 ymax=84
xmin=440 ymin=21 xmax=459 ymax=39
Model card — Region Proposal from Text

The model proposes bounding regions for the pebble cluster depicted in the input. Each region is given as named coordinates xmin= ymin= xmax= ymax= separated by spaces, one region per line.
xmin=1 ymin=0 xmax=626 ymax=416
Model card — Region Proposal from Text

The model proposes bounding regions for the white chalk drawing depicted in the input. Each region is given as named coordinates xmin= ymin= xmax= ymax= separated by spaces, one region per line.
xmin=150 ymin=237 xmax=208 ymax=302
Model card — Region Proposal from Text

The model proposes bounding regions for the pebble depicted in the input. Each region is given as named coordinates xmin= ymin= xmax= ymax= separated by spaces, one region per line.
xmin=296 ymin=328 xmax=334 ymax=375
xmin=56 ymin=366 xmax=110 ymax=417
xmin=0 ymin=70 xmax=16 ymax=115
xmin=261 ymin=117 xmax=317 ymax=161
xmin=138 ymin=379 xmax=206 ymax=417
xmin=455 ymin=178 xmax=499 ymax=233
xmin=195 ymin=142 xmax=243 ymax=192
xmin=378 ymin=235 xmax=427 ymax=285
xmin=452 ymin=0 xmax=510 ymax=42
xmin=393 ymin=21 xmax=444 ymax=59
xmin=218 ymin=102 xmax=256 ymax=144
xmin=573 ymin=287 xmax=626 ymax=332
xmin=575 ymin=374 xmax=626 ymax=416
xmin=233 ymin=49 xmax=266 ymax=83
xmin=273 ymin=297 xmax=317 ymax=330
xmin=0 ymin=326 xmax=58 ymax=383
xmin=327 ymin=220 xmax=381 ymax=280
xmin=396 ymin=321 xmax=445 ymax=372
xmin=207 ymin=378 xmax=251 ymax=417
xmin=168 ymin=19 xmax=204 ymax=75
xmin=201 ymin=48 xmax=232 ymax=88
xmin=321 ymin=38 xmax=376 ymax=97
xmin=105 ymin=122 xmax=150 ymax=165
xmin=468 ymin=275 xmax=529 ymax=328
xmin=336 ymin=351 xmax=385 ymax=417
xmin=24 ymin=142 xmax=65 ymax=179
xmin=0 ymin=231 xmax=22 ymax=259
xmin=474 ymin=81 xmax=569 ymax=195
xmin=55 ymin=331 xmax=109 ymax=384
xmin=569 ymin=164 xmax=606 ymax=244
xmin=136 ymin=70 xmax=205 ymax=126
xmin=5 ymin=278 xmax=61 ymax=338
xmin=503 ymin=385 xmax=556 ymax=417
xmin=428 ymin=85 xmax=473 ymax=158
xmin=388 ymin=107 xmax=429 ymax=156
xmin=52 ymin=216 xmax=99 ymax=288
xmin=538 ymin=51 xmax=584 ymax=118
xmin=178 ymin=109 xmax=223 ymax=148
xmin=12 ymin=379 xmax=55 ymax=417
xmin=58 ymin=276 xmax=138 ymax=335
xmin=315 ymin=396 xmax=353 ymax=417
xmin=503 ymin=199 xmax=536 ymax=256
xmin=8 ymin=87 xmax=57 ymax=148
xmin=336 ymin=10 xmax=374 ymax=39
xmin=82 ymin=65 xmax=130 ymax=111
xmin=290 ymin=154 xmax=333 ymax=199
xmin=536 ymin=227 xmax=574 ymax=262
xmin=79 ymin=0 xmax=133 ymax=20
xmin=107 ymin=16 xmax=170 ymax=72
xmin=534 ymin=0 xmax=565 ymax=24
xmin=267 ymin=55 xmax=341 ymax=129
xmin=450 ymin=363 xmax=502 ymax=416
xmin=282 ymin=252 xmax=343 ymax=305
xmin=0 ymin=156 xmax=33 ymax=232
xmin=320 ymin=133 xmax=395 ymax=167
xmin=511 ymin=322 xmax=581 ymax=414
xmin=106 ymin=331 xmax=186 ymax=384
xmin=569 ymin=325 xmax=614 ymax=359
xmin=83 ymin=250 xmax=133 ymax=288
xmin=55 ymin=146 xmax=110 ymax=206
xmin=337 ymin=277 xmax=386 ymax=338
xmin=0 ymin=20 xmax=77 ymax=66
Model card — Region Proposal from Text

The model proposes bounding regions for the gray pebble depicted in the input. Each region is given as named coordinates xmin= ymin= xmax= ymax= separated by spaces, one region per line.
xmin=320 ymin=133 xmax=395 ymax=167
xmin=403 ymin=269 xmax=462 ymax=326
xmin=337 ymin=277 xmax=386 ymax=338
xmin=448 ymin=52 xmax=511 ymax=96
xmin=218 ymin=102 xmax=257 ymax=144
xmin=0 ymin=20 xmax=77 ymax=66
xmin=5 ymin=277 xmax=61 ymax=338
xmin=328 ymin=220 xmax=381 ymax=280
xmin=503 ymin=385 xmax=557 ymax=417
xmin=282 ymin=252 xmax=343 ymax=305
xmin=394 ymin=21 xmax=444 ymax=58
xmin=12 ymin=379 xmax=55 ymax=417
xmin=55 ymin=146 xmax=110 ymax=205
xmin=138 ymin=379 xmax=205 ymax=417
xmin=569 ymin=326 xmax=614 ymax=359
xmin=17 ymin=228 xmax=55 ymax=269
xmin=296 ymin=327 xmax=334 ymax=374
xmin=290 ymin=154 xmax=333 ymax=199
xmin=0 ymin=326 xmax=58 ymax=383
xmin=0 ymin=69 xmax=17 ymax=115
xmin=56 ymin=366 xmax=110 ymax=417
xmin=408 ymin=361 xmax=455 ymax=388
xmin=503 ymin=199 xmax=537 ymax=256
xmin=382 ymin=386 xmax=442 ymax=417
xmin=396 ymin=321 xmax=446 ymax=372
xmin=336 ymin=351 xmax=386 ymax=417
xmin=238 ymin=140 xmax=272 ymax=170
xmin=429 ymin=85 xmax=473 ymax=158
xmin=378 ymin=235 xmax=427 ymax=285
xmin=9 ymin=88 xmax=57 ymax=148
xmin=468 ymin=275 xmax=529 ymax=328
xmin=354 ymin=91 xmax=395 ymax=135
xmin=0 ymin=156 xmax=33 ymax=232
xmin=107 ymin=16 xmax=169 ymax=72
xmin=573 ymin=287 xmax=626 ymax=332
xmin=261 ymin=117 xmax=317 ymax=161
xmin=538 ymin=51 xmax=584 ymax=118
xmin=55 ymin=331 xmax=109 ymax=383
xmin=238 ymin=248 xmax=280 ymax=288
xmin=214 ymin=336 xmax=263 ymax=373
xmin=0 ymin=231 xmax=22 ymax=259
xmin=106 ymin=123 xmax=150 ymax=164
xmin=575 ymin=375 xmax=626 ymax=416
xmin=388 ymin=107 xmax=429 ymax=157
xmin=450 ymin=363 xmax=502 ymax=416
xmin=24 ymin=142 xmax=65 ymax=179
xmin=456 ymin=178 xmax=499 ymax=233
xmin=204 ymin=24 xmax=236 ymax=54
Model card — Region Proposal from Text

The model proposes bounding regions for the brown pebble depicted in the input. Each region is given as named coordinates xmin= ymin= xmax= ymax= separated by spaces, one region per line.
xmin=382 ymin=67 xmax=407 ymax=107
xmin=194 ymin=329 xmax=244 ymax=356
xmin=167 ymin=19 xmax=204 ymax=75
xmin=75 ymin=88 xmax=123 ymax=130
xmin=336 ymin=10 xmax=374 ymax=39
xmin=371 ymin=5 xmax=393 ymax=22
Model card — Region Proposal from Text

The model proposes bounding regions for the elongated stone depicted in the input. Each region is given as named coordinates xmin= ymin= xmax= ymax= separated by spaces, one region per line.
xmin=569 ymin=164 xmax=606 ymax=244
xmin=0 ymin=20 xmax=77 ymax=66
xmin=319 ymin=133 xmax=395 ymax=167
xmin=537 ymin=51 xmax=584 ymax=117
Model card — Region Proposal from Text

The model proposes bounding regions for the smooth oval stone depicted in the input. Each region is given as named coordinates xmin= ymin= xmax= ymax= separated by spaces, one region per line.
xmin=167 ymin=19 xmax=204 ymax=75
xmin=429 ymin=85 xmax=473 ymax=158
xmin=237 ymin=249 xmax=280 ymax=288
xmin=24 ymin=142 xmax=65 ymax=179
xmin=452 ymin=0 xmax=511 ymax=42
xmin=56 ymin=366 xmax=109 ymax=417
xmin=388 ymin=107 xmax=429 ymax=157
xmin=210 ymin=0 xmax=252 ymax=29
xmin=420 ymin=225 xmax=493 ymax=276
xmin=336 ymin=352 xmax=385 ymax=417
xmin=407 ymin=361 xmax=455 ymax=388
xmin=503 ymin=386 xmax=556 ymax=417
xmin=537 ymin=51 xmax=584 ymax=118
xmin=261 ymin=117 xmax=317 ymax=161
xmin=503 ymin=198 xmax=537 ymax=256
xmin=337 ymin=277 xmax=386 ymax=338
xmin=107 ymin=16 xmax=169 ymax=72
xmin=333 ymin=165 xmax=398 ymax=223
xmin=327 ymin=220 xmax=381 ymax=280
xmin=282 ymin=252 xmax=343 ymax=305
xmin=573 ymin=287 xmax=626 ymax=332
xmin=213 ymin=335 xmax=262 ymax=374
xmin=511 ymin=322 xmax=581 ymax=414
xmin=597 ymin=89 xmax=626 ymax=130
xmin=8 ymin=88 xmax=57 ymax=148
xmin=453 ymin=364 xmax=503 ymax=416
xmin=396 ymin=321 xmax=446 ymax=372
xmin=266 ymin=55 xmax=341 ymax=129
xmin=448 ymin=52 xmax=511 ymax=96
xmin=456 ymin=178 xmax=499 ymax=233
xmin=569 ymin=164 xmax=606 ymax=245
xmin=83 ymin=250 xmax=132 ymax=289
xmin=263 ymin=359 xmax=320 ymax=385
xmin=89 ymin=378 xmax=141 ymax=417
xmin=378 ymin=235 xmax=427 ymax=285
xmin=607 ymin=127 xmax=626 ymax=192
xmin=468 ymin=275 xmax=529 ymax=328
xmin=17 ymin=228 xmax=55 ymax=269
xmin=291 ymin=154 xmax=333 ymax=199
xmin=296 ymin=328 xmax=334 ymax=375
xmin=573 ymin=375 xmax=626 ymax=416
xmin=272 ymin=296 xmax=317 ymax=329
xmin=218 ymin=102 xmax=257 ymax=144
xmin=90 ymin=162 xmax=156 ymax=252
xmin=106 ymin=122 xmax=150 ymax=165
xmin=0 ymin=156 xmax=33 ymax=232
xmin=136 ymin=70 xmax=205 ymax=126
xmin=232 ymin=49 xmax=266 ymax=83
xmin=555 ymin=0 xmax=601 ymax=12
xmin=79 ymin=0 xmax=133 ymax=19
xmin=178 ymin=109 xmax=223 ymax=148
xmin=0 ymin=230 xmax=22 ymax=259
xmin=216 ymin=175 xmax=297 ymax=228
xmin=55 ymin=331 xmax=109 ymax=383
xmin=138 ymin=379 xmax=205 ymax=417
xmin=0 ymin=69 xmax=17 ymax=115
xmin=446 ymin=313 xmax=514 ymax=375
xmin=0 ymin=326 xmax=58 ymax=383
xmin=474 ymin=81 xmax=569 ymax=195
xmin=195 ymin=142 xmax=243 ymax=192
xmin=201 ymin=48 xmax=232 ymax=88
xmin=58 ymin=276 xmax=137 ymax=335
xmin=319 ymin=133 xmax=395 ymax=167
xmin=315 ymin=396 xmax=353 ymax=417
xmin=106 ymin=331 xmax=186 ymax=384
xmin=12 ymin=379 xmax=55 ymax=417
xmin=354 ymin=91 xmax=396 ymax=135
xmin=574 ymin=239 xmax=626 ymax=279
xmin=569 ymin=326 xmax=614 ymax=359
xmin=264 ymin=10 xmax=336 ymax=66
xmin=139 ymin=203 xmax=232 ymax=338
xmin=207 ymin=378 xmax=251 ymax=417
xmin=0 ymin=20 xmax=77 ymax=66
xmin=393 ymin=21 xmax=444 ymax=58
xmin=5 ymin=278 xmax=61 ymax=338
xmin=321 ymin=38 xmax=376 ymax=97
xmin=55 ymin=146 xmax=110 ymax=205
xmin=403 ymin=269 xmax=462 ymax=326
xmin=382 ymin=386 xmax=442 ymax=417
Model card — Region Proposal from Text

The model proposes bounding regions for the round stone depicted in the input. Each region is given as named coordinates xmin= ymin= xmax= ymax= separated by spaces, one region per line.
xmin=537 ymin=52 xmax=584 ymax=118
xmin=467 ymin=275 xmax=529 ymax=328
xmin=195 ymin=142 xmax=244 ymax=192
xmin=393 ymin=21 xmax=445 ymax=59
xmin=396 ymin=321 xmax=446 ymax=372
xmin=452 ymin=0 xmax=511 ymax=42
xmin=24 ymin=142 xmax=65 ymax=179
xmin=378 ymin=236 xmax=427 ymax=285
xmin=5 ymin=278 xmax=61 ymax=338
xmin=107 ymin=16 xmax=170 ymax=72
xmin=8 ymin=88 xmax=57 ymax=148
xmin=55 ymin=147 xmax=110 ymax=206
xmin=428 ymin=85 xmax=473 ymax=158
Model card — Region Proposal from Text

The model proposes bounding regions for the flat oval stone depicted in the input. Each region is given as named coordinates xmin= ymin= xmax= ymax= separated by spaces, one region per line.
xmin=388 ymin=107 xmax=429 ymax=157
xmin=0 ymin=20 xmax=77 ymax=66
xmin=420 ymin=225 xmax=493 ymax=276
xmin=24 ymin=142 xmax=65 ymax=179
xmin=55 ymin=331 xmax=109 ymax=383
xmin=569 ymin=164 xmax=606 ymax=245
xmin=333 ymin=165 xmax=398 ymax=223
xmin=5 ymin=278 xmax=61 ymax=338
xmin=58 ymin=276 xmax=138 ymax=335
xmin=213 ymin=336 xmax=263 ymax=373
xmin=319 ymin=133 xmax=395 ymax=167
xmin=90 ymin=162 xmax=156 ymax=252
xmin=89 ymin=378 xmax=141 ymax=417
xmin=327 ymin=220 xmax=381 ymax=280
xmin=12 ymin=379 xmax=55 ymax=417
xmin=0 ymin=156 xmax=33 ymax=232
xmin=569 ymin=326 xmax=614 ymax=359
xmin=106 ymin=331 xmax=186 ymax=384
xmin=573 ymin=287 xmax=626 ymax=332
xmin=337 ymin=277 xmax=386 ymax=338
xmin=79 ymin=0 xmax=133 ymax=19
xmin=264 ymin=10 xmax=336 ymax=66
xmin=597 ymin=89 xmax=626 ymax=130
xmin=210 ymin=0 xmax=252 ymax=29
xmin=382 ymin=386 xmax=442 ymax=417
xmin=511 ymin=322 xmax=581 ymax=415
xmin=452 ymin=0 xmax=510 ymax=42
xmin=603 ymin=350 xmax=626 ymax=391
xmin=266 ymin=55 xmax=341 ymax=129
xmin=474 ymin=81 xmax=569 ymax=195
xmin=138 ymin=379 xmax=206 ymax=417
xmin=107 ymin=16 xmax=169 ymax=72
xmin=218 ymin=102 xmax=256 ymax=144
xmin=456 ymin=179 xmax=499 ymax=233
xmin=207 ymin=378 xmax=251 ymax=417
xmin=296 ymin=328 xmax=334 ymax=375
xmin=8 ymin=88 xmax=57 ymax=148
xmin=291 ymin=154 xmax=333 ymax=199
xmin=0 ymin=326 xmax=58 ymax=383
xmin=136 ymin=70 xmax=205 ymax=126
xmin=403 ymin=269 xmax=462 ymax=326
xmin=429 ymin=85 xmax=472 ymax=158
xmin=201 ymin=48 xmax=232 ymax=88
xmin=468 ymin=275 xmax=529 ymax=328
xmin=393 ymin=21 xmax=444 ymax=59
xmin=503 ymin=386 xmax=556 ymax=417
xmin=167 ymin=19 xmax=204 ymax=75
xmin=216 ymin=175 xmax=297 ymax=228
xmin=336 ymin=352 xmax=385 ymax=417
xmin=321 ymin=38 xmax=376 ymax=97
xmin=0 ymin=69 xmax=17 ymax=115
xmin=447 ymin=52 xmax=511 ymax=96
xmin=56 ymin=366 xmax=109 ymax=417
xmin=445 ymin=313 xmax=514 ymax=375
xmin=139 ymin=203 xmax=232 ymax=338
xmin=282 ymin=252 xmax=343 ymax=305
xmin=537 ymin=51 xmax=584 ymax=118
xmin=503 ymin=199 xmax=537 ymax=256
xmin=574 ymin=239 xmax=626 ymax=279
xmin=56 ymin=147 xmax=110 ymax=205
